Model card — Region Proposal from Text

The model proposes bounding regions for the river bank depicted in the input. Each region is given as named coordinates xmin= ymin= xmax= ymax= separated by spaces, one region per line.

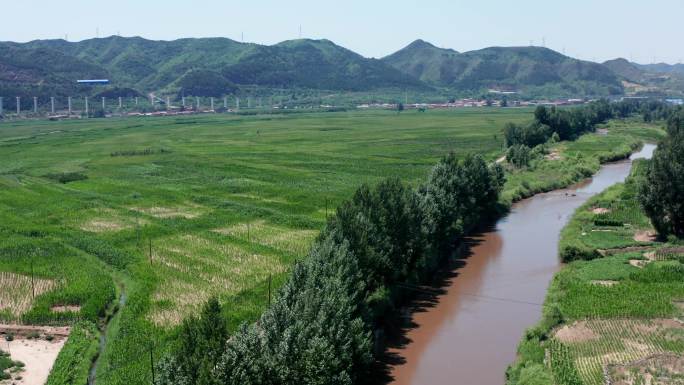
xmin=508 ymin=141 xmax=684 ymax=385
xmin=385 ymin=121 xmax=665 ymax=385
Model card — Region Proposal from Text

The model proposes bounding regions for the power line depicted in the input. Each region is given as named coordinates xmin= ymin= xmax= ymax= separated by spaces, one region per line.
xmin=394 ymin=282 xmax=544 ymax=307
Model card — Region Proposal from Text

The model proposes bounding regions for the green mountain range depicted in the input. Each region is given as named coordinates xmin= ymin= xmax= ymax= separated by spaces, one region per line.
xmin=603 ymin=58 xmax=684 ymax=97
xmin=0 ymin=36 xmax=681 ymax=100
xmin=0 ymin=37 xmax=425 ymax=99
xmin=382 ymin=40 xmax=623 ymax=97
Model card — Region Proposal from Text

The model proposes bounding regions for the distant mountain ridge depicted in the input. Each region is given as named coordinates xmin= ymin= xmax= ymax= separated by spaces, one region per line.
xmin=1 ymin=36 xmax=681 ymax=99
xmin=0 ymin=36 xmax=426 ymax=98
xmin=382 ymin=40 xmax=624 ymax=97
xmin=603 ymin=58 xmax=684 ymax=96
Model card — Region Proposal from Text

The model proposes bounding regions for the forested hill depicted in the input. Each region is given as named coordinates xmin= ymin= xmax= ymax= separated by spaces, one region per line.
xmin=0 ymin=36 xmax=427 ymax=98
xmin=4 ymin=36 xmax=682 ymax=99
xmin=603 ymin=57 xmax=684 ymax=96
xmin=382 ymin=40 xmax=624 ymax=97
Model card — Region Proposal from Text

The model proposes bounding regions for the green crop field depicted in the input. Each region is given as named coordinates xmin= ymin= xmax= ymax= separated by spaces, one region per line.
xmin=0 ymin=108 xmax=665 ymax=385
xmin=1 ymin=108 xmax=532 ymax=384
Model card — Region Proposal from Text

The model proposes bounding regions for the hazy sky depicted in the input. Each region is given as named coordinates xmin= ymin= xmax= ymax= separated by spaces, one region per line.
xmin=1 ymin=0 xmax=682 ymax=64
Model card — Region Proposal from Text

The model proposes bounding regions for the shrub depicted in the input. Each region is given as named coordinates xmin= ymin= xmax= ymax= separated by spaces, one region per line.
xmin=45 ymin=172 xmax=88 ymax=184
xmin=560 ymin=243 xmax=600 ymax=262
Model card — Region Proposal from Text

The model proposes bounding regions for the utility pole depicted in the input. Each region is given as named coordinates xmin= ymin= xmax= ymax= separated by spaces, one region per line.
xmin=247 ymin=97 xmax=251 ymax=109
xmin=16 ymin=97 xmax=20 ymax=115
xmin=135 ymin=97 xmax=139 ymax=106
xmin=224 ymin=97 xmax=227 ymax=109
xmin=268 ymin=274 xmax=272 ymax=306
xmin=166 ymin=96 xmax=170 ymax=111
xmin=68 ymin=97 xmax=72 ymax=115
xmin=182 ymin=96 xmax=186 ymax=108
xmin=85 ymin=97 xmax=89 ymax=116
xmin=33 ymin=97 xmax=37 ymax=114
xmin=30 ymin=258 xmax=35 ymax=300
xmin=149 ymin=344 xmax=156 ymax=385
xmin=119 ymin=97 xmax=123 ymax=109
xmin=102 ymin=97 xmax=106 ymax=111
xmin=210 ymin=97 xmax=214 ymax=111
xmin=51 ymin=97 xmax=55 ymax=114
xmin=196 ymin=96 xmax=200 ymax=110
xmin=236 ymin=97 xmax=240 ymax=110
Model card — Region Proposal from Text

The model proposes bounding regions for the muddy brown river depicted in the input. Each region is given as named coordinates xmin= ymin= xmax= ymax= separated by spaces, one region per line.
xmin=388 ymin=144 xmax=656 ymax=385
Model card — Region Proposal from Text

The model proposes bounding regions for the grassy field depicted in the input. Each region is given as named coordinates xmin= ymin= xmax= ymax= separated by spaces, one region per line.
xmin=0 ymin=108 xmax=531 ymax=384
xmin=509 ymin=140 xmax=684 ymax=385
xmin=0 ymin=108 xmax=666 ymax=384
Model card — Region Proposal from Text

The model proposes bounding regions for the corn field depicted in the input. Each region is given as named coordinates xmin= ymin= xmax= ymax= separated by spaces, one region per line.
xmin=592 ymin=200 xmax=648 ymax=228
xmin=552 ymin=319 xmax=684 ymax=385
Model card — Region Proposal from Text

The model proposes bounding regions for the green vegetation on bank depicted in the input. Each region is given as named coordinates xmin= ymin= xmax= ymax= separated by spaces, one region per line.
xmin=46 ymin=322 xmax=100 ymax=385
xmin=500 ymin=100 xmax=669 ymax=203
xmin=508 ymin=109 xmax=684 ymax=385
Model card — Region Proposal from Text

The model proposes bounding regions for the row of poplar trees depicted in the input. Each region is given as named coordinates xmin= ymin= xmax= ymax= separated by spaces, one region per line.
xmin=639 ymin=106 xmax=684 ymax=239
xmin=157 ymin=153 xmax=505 ymax=385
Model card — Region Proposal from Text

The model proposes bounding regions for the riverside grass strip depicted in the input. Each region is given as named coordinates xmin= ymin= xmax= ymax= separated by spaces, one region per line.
xmin=508 ymin=127 xmax=684 ymax=385
xmin=0 ymin=110 xmax=663 ymax=385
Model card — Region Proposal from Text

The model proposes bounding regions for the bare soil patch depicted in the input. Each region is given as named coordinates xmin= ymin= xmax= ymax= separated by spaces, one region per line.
xmin=545 ymin=151 xmax=562 ymax=161
xmin=0 ymin=325 xmax=70 ymax=385
xmin=591 ymin=280 xmax=619 ymax=287
xmin=80 ymin=219 xmax=129 ymax=233
xmin=629 ymin=259 xmax=650 ymax=268
xmin=634 ymin=230 xmax=657 ymax=243
xmin=591 ymin=207 xmax=611 ymax=214
xmin=554 ymin=321 xmax=598 ymax=343
xmin=131 ymin=204 xmax=203 ymax=219
xmin=596 ymin=128 xmax=609 ymax=136
xmin=50 ymin=305 xmax=81 ymax=313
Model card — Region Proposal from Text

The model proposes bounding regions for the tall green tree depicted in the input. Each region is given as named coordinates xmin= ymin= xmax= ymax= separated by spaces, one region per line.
xmin=157 ymin=297 xmax=227 ymax=385
xmin=639 ymin=115 xmax=684 ymax=238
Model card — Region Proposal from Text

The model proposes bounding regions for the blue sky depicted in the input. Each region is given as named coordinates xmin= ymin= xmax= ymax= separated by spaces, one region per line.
xmin=1 ymin=0 xmax=682 ymax=64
